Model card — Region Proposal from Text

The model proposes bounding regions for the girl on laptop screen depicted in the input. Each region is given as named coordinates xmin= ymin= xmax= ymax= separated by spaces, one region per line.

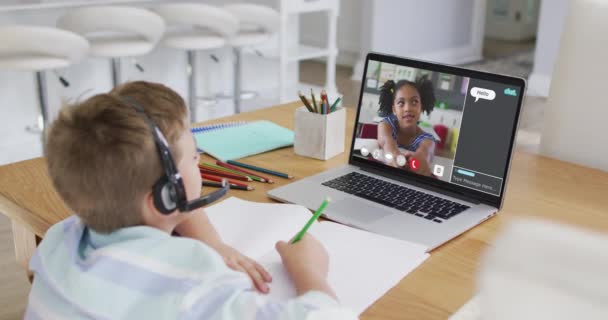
xmin=377 ymin=77 xmax=437 ymax=176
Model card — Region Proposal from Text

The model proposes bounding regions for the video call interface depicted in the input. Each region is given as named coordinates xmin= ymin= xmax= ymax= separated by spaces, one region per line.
xmin=354 ymin=59 xmax=521 ymax=196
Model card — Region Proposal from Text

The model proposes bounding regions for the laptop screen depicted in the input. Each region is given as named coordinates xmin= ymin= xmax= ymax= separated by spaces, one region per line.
xmin=352 ymin=54 xmax=524 ymax=200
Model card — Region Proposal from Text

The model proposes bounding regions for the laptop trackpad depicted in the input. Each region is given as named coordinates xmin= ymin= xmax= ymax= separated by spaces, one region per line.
xmin=328 ymin=199 xmax=394 ymax=224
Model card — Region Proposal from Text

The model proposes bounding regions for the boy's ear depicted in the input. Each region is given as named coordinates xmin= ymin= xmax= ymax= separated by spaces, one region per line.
xmin=141 ymin=191 xmax=179 ymax=220
xmin=141 ymin=191 xmax=168 ymax=223
xmin=140 ymin=191 xmax=183 ymax=232
xmin=141 ymin=191 xmax=157 ymax=221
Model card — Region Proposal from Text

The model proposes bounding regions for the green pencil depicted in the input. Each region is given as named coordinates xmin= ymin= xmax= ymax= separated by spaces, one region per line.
xmin=226 ymin=160 xmax=293 ymax=179
xmin=291 ymin=197 xmax=331 ymax=244
xmin=298 ymin=91 xmax=314 ymax=113
xmin=329 ymin=97 xmax=341 ymax=112
xmin=310 ymin=88 xmax=319 ymax=113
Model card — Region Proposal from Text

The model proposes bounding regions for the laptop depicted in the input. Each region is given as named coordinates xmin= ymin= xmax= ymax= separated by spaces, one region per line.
xmin=268 ymin=52 xmax=525 ymax=251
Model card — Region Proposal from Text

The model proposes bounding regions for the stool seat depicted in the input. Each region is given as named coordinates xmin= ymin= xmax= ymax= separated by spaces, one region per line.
xmin=0 ymin=25 xmax=89 ymax=71
xmin=154 ymin=3 xmax=239 ymax=41
xmin=0 ymin=55 xmax=70 ymax=70
xmin=0 ymin=25 xmax=89 ymax=142
xmin=88 ymin=34 xmax=155 ymax=58
xmin=229 ymin=30 xmax=272 ymax=47
xmin=58 ymin=6 xmax=164 ymax=86
xmin=58 ymin=6 xmax=165 ymax=59
xmin=162 ymin=27 xmax=227 ymax=51
xmin=154 ymin=3 xmax=239 ymax=121
xmin=223 ymin=3 xmax=280 ymax=42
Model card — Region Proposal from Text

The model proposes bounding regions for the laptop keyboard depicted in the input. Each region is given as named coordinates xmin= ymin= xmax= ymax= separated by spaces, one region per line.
xmin=321 ymin=172 xmax=470 ymax=223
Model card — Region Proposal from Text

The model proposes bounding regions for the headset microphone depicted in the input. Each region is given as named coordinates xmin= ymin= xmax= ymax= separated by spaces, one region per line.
xmin=183 ymin=179 xmax=229 ymax=211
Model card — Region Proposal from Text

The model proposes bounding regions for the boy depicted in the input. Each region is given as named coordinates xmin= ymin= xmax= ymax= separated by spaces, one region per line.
xmin=26 ymin=81 xmax=348 ymax=319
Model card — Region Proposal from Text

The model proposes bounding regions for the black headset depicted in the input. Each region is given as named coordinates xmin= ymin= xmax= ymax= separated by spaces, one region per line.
xmin=121 ymin=97 xmax=229 ymax=214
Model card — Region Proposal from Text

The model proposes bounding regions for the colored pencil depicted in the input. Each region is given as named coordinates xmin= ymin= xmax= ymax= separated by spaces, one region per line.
xmin=199 ymin=163 xmax=253 ymax=178
xmin=216 ymin=161 xmax=274 ymax=183
xmin=199 ymin=168 xmax=251 ymax=182
xmin=200 ymin=162 xmax=238 ymax=173
xmin=310 ymin=88 xmax=318 ymax=113
xmin=199 ymin=163 xmax=252 ymax=179
xmin=200 ymin=173 xmax=249 ymax=187
xmin=329 ymin=97 xmax=341 ymax=112
xmin=298 ymin=91 xmax=314 ymax=113
xmin=321 ymin=90 xmax=329 ymax=114
xmin=226 ymin=160 xmax=293 ymax=179
xmin=200 ymin=162 xmax=267 ymax=183
xmin=291 ymin=197 xmax=331 ymax=244
xmin=203 ymin=181 xmax=254 ymax=191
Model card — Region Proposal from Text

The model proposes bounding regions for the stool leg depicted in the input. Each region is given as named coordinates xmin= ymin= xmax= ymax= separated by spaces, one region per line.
xmin=111 ymin=57 xmax=121 ymax=87
xmin=187 ymin=50 xmax=198 ymax=122
xmin=35 ymin=71 xmax=48 ymax=148
xmin=233 ymin=47 xmax=242 ymax=114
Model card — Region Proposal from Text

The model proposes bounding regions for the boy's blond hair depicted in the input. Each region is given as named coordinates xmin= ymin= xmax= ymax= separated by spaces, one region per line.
xmin=46 ymin=81 xmax=188 ymax=233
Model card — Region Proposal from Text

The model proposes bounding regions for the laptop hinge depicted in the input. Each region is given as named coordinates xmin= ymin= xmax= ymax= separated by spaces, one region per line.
xmin=359 ymin=166 xmax=482 ymax=205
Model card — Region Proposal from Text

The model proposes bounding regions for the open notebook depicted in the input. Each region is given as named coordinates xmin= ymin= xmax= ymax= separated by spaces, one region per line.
xmin=205 ymin=197 xmax=430 ymax=315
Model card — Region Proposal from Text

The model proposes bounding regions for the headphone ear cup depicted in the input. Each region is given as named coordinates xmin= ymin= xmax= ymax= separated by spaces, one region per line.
xmin=153 ymin=177 xmax=178 ymax=215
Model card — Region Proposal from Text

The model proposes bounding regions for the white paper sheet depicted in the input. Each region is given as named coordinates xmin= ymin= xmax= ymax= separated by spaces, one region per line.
xmin=205 ymin=197 xmax=430 ymax=315
xmin=206 ymin=197 xmax=312 ymax=259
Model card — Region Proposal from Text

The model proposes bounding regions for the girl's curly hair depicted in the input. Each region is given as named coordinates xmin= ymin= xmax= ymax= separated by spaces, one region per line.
xmin=378 ymin=76 xmax=435 ymax=117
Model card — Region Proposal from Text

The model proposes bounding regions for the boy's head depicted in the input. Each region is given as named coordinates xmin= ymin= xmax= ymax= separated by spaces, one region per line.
xmin=46 ymin=81 xmax=202 ymax=234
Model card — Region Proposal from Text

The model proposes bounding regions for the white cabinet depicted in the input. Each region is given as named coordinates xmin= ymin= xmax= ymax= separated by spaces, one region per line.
xmin=277 ymin=0 xmax=340 ymax=102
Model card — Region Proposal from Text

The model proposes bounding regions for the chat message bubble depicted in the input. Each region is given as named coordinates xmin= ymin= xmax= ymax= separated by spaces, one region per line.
xmin=470 ymin=87 xmax=496 ymax=102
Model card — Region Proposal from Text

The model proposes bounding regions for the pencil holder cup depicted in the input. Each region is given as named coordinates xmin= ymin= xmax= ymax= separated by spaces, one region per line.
xmin=294 ymin=106 xmax=346 ymax=160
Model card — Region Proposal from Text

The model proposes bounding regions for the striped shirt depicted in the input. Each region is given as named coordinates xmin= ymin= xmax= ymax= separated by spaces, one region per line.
xmin=25 ymin=216 xmax=346 ymax=320
xmin=382 ymin=114 xmax=437 ymax=151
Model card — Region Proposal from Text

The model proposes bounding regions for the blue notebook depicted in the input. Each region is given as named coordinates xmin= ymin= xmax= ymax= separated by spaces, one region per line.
xmin=194 ymin=120 xmax=294 ymax=161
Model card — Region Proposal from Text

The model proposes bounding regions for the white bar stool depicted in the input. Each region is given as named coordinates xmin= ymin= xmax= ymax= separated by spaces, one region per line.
xmin=0 ymin=25 xmax=89 ymax=141
xmin=57 ymin=6 xmax=165 ymax=87
xmin=154 ymin=3 xmax=239 ymax=122
xmin=223 ymin=4 xmax=280 ymax=114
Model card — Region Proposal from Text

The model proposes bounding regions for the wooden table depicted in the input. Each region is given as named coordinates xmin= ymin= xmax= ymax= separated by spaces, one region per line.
xmin=2 ymin=101 xmax=608 ymax=319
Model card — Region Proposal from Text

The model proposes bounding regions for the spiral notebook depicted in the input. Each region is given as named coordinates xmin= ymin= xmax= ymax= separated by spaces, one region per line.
xmin=191 ymin=121 xmax=248 ymax=134
xmin=191 ymin=122 xmax=248 ymax=153
xmin=193 ymin=120 xmax=294 ymax=161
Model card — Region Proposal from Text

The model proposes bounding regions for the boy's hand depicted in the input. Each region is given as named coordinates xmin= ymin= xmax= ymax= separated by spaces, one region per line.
xmin=216 ymin=244 xmax=272 ymax=294
xmin=275 ymin=234 xmax=336 ymax=299
xmin=275 ymin=234 xmax=329 ymax=280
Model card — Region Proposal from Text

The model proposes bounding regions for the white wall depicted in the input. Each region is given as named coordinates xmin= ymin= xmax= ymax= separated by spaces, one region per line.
xmin=540 ymin=0 xmax=608 ymax=171
xmin=368 ymin=0 xmax=473 ymax=56
xmin=484 ymin=0 xmax=540 ymax=41
xmin=527 ymin=0 xmax=569 ymax=97
xmin=352 ymin=0 xmax=485 ymax=81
